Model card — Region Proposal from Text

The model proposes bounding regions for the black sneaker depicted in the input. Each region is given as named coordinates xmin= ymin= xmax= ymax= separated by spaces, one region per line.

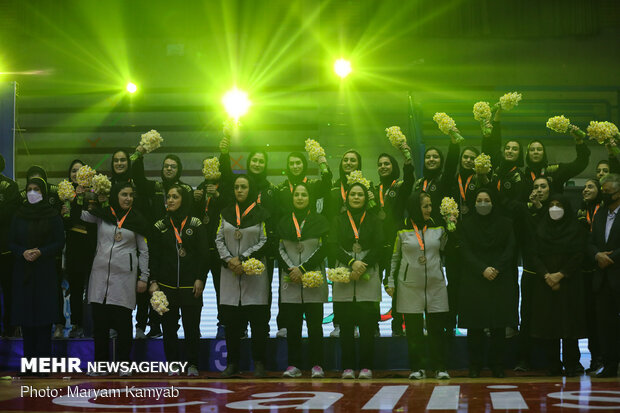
xmin=221 ymin=363 xmax=240 ymax=378
xmin=254 ymin=361 xmax=266 ymax=378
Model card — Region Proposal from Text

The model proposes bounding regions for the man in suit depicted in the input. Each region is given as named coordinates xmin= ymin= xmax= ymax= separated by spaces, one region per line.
xmin=589 ymin=173 xmax=620 ymax=377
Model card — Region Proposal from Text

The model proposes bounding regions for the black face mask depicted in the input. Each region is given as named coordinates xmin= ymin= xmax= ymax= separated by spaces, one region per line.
xmin=602 ymin=191 xmax=619 ymax=206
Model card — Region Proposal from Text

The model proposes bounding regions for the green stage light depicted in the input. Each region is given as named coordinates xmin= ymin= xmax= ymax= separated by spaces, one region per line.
xmin=222 ymin=88 xmax=251 ymax=119
xmin=126 ymin=82 xmax=137 ymax=93
xmin=334 ymin=59 xmax=352 ymax=79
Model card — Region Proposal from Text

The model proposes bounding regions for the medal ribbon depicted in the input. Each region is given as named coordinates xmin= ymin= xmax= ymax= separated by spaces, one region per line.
xmin=110 ymin=207 xmax=132 ymax=230
xmin=379 ymin=180 xmax=397 ymax=207
xmin=347 ymin=210 xmax=366 ymax=242
xmin=292 ymin=211 xmax=310 ymax=241
xmin=257 ymin=192 xmax=262 ymax=205
xmin=289 ymin=177 xmax=308 ymax=193
xmin=170 ymin=217 xmax=188 ymax=246
xmin=411 ymin=221 xmax=427 ymax=251
xmin=587 ymin=204 xmax=600 ymax=230
xmin=341 ymin=183 xmax=347 ymax=202
xmin=497 ymin=166 xmax=517 ymax=192
xmin=422 ymin=179 xmax=429 ymax=192
xmin=458 ymin=174 xmax=473 ymax=201
xmin=530 ymin=171 xmax=536 ymax=182
xmin=236 ymin=202 xmax=257 ymax=227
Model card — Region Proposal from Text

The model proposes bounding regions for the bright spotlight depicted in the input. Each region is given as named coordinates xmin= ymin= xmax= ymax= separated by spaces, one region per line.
xmin=222 ymin=88 xmax=251 ymax=119
xmin=334 ymin=59 xmax=352 ymax=79
xmin=126 ymin=82 xmax=137 ymax=93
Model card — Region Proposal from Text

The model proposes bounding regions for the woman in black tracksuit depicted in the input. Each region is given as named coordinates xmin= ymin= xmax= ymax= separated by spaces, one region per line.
xmin=149 ymin=185 xmax=208 ymax=376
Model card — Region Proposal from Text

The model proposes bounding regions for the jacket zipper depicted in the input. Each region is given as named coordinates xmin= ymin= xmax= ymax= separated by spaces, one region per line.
xmin=237 ymin=226 xmax=242 ymax=306
xmin=129 ymin=253 xmax=133 ymax=272
xmin=104 ymin=227 xmax=117 ymax=301
xmin=403 ymin=263 xmax=409 ymax=281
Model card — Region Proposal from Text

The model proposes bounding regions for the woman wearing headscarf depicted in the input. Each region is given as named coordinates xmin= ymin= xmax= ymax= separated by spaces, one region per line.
xmin=9 ymin=177 xmax=64 ymax=362
xmin=62 ymin=160 xmax=97 ymax=338
xmin=329 ymin=182 xmax=383 ymax=380
xmin=216 ymin=174 xmax=272 ymax=378
xmin=524 ymin=136 xmax=590 ymax=198
xmin=444 ymin=146 xmax=482 ymax=333
xmin=149 ymin=185 xmax=208 ymax=377
xmin=78 ymin=181 xmax=150 ymax=375
xmin=577 ymin=178 xmax=603 ymax=373
xmin=373 ymin=151 xmax=414 ymax=336
xmin=192 ymin=156 xmax=231 ymax=339
xmin=528 ymin=193 xmax=587 ymax=376
xmin=459 ymin=189 xmax=518 ymax=378
xmin=20 ymin=165 xmax=64 ymax=337
xmin=277 ymin=182 xmax=330 ymax=378
xmin=329 ymin=150 xmax=375 ymax=217
xmin=386 ymin=191 xmax=450 ymax=380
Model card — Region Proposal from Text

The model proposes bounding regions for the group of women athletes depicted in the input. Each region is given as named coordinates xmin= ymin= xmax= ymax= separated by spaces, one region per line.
xmin=1 ymin=106 xmax=619 ymax=380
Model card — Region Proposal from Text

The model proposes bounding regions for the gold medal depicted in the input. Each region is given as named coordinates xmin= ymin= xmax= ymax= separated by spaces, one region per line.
xmin=340 ymin=205 xmax=347 ymax=213
xmin=418 ymin=256 xmax=426 ymax=265
xmin=234 ymin=229 xmax=243 ymax=240
xmin=115 ymin=232 xmax=122 ymax=242
xmin=297 ymin=242 xmax=304 ymax=253
xmin=352 ymin=242 xmax=362 ymax=253
xmin=202 ymin=215 xmax=210 ymax=225
xmin=461 ymin=205 xmax=469 ymax=215
xmin=378 ymin=209 xmax=386 ymax=220
xmin=178 ymin=247 xmax=186 ymax=257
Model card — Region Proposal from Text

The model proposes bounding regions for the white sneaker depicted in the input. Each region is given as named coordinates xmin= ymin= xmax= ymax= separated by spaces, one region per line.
xmin=409 ymin=369 xmax=426 ymax=380
xmin=282 ymin=366 xmax=301 ymax=378
xmin=187 ymin=365 xmax=199 ymax=377
xmin=358 ymin=369 xmax=372 ymax=379
xmin=109 ymin=329 xmax=118 ymax=339
xmin=53 ymin=325 xmax=64 ymax=339
xmin=135 ymin=327 xmax=147 ymax=339
xmin=354 ymin=326 xmax=360 ymax=338
xmin=311 ymin=365 xmax=324 ymax=378
xmin=436 ymin=370 xmax=451 ymax=380
xmin=276 ymin=328 xmax=288 ymax=338
xmin=119 ymin=370 xmax=132 ymax=377
xmin=341 ymin=369 xmax=355 ymax=379
xmin=330 ymin=326 xmax=340 ymax=338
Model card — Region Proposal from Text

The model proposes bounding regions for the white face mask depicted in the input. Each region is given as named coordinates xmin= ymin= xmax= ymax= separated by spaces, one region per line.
xmin=475 ymin=201 xmax=492 ymax=216
xmin=27 ymin=190 xmax=43 ymax=204
xmin=549 ymin=206 xmax=564 ymax=221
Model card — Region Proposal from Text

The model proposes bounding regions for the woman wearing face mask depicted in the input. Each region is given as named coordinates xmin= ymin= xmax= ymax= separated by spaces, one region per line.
xmin=329 ymin=182 xmax=383 ymax=379
xmin=216 ymin=175 xmax=272 ymax=378
xmin=77 ymin=182 xmax=150 ymax=375
xmin=386 ymin=192 xmax=450 ymax=380
xmin=373 ymin=151 xmax=415 ymax=336
xmin=149 ymin=185 xmax=208 ymax=377
xmin=577 ymin=178 xmax=603 ymax=373
xmin=20 ymin=166 xmax=61 ymax=210
xmin=9 ymin=177 xmax=64 ymax=365
xmin=20 ymin=166 xmax=64 ymax=338
xmin=523 ymin=137 xmax=590 ymax=200
xmin=459 ymin=190 xmax=518 ymax=378
xmin=528 ymin=194 xmax=587 ymax=376
xmin=277 ymin=183 xmax=330 ymax=378
xmin=62 ymin=160 xmax=97 ymax=338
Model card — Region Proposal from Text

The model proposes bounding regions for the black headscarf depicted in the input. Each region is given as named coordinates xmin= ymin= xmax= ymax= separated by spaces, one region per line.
xmin=459 ymin=146 xmax=480 ymax=175
xmin=338 ymin=150 xmax=362 ymax=184
xmin=246 ymin=150 xmax=270 ymax=191
xmin=221 ymin=174 xmax=270 ymax=228
xmin=278 ymin=182 xmax=329 ymax=241
xmin=462 ymin=189 xmax=509 ymax=250
xmin=526 ymin=140 xmax=548 ymax=169
xmin=166 ymin=184 xmax=193 ymax=226
xmin=68 ymin=159 xmax=84 ymax=187
xmin=535 ymin=193 xmax=585 ymax=255
xmin=161 ymin=154 xmax=183 ymax=184
xmin=26 ymin=165 xmax=48 ymax=182
xmin=16 ymin=177 xmax=57 ymax=221
xmin=110 ymin=149 xmax=132 ymax=184
xmin=499 ymin=140 xmax=525 ymax=172
xmin=422 ymin=147 xmax=444 ymax=180
xmin=285 ymin=152 xmax=308 ymax=184
xmin=377 ymin=153 xmax=400 ymax=185
xmin=90 ymin=181 xmax=150 ymax=237
xmin=405 ymin=190 xmax=434 ymax=229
